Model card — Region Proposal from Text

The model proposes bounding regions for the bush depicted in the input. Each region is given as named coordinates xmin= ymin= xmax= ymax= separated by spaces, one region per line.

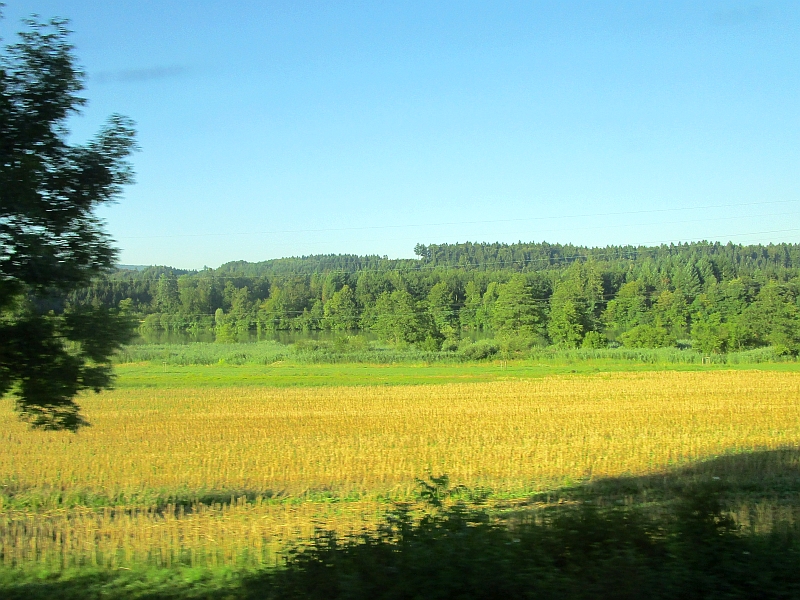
xmin=114 ymin=341 xmax=291 ymax=365
xmin=621 ymin=324 xmax=675 ymax=349
xmin=460 ymin=340 xmax=500 ymax=361
xmin=416 ymin=335 xmax=442 ymax=352
xmin=114 ymin=341 xmax=797 ymax=367
xmin=140 ymin=313 xmax=163 ymax=331
xmin=581 ymin=330 xmax=607 ymax=349
xmin=440 ymin=337 xmax=460 ymax=352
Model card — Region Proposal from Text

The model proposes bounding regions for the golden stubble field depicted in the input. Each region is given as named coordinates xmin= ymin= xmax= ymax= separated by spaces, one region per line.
xmin=2 ymin=369 xmax=799 ymax=569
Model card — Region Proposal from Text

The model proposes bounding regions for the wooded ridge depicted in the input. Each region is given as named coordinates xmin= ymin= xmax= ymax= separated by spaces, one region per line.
xmin=73 ymin=240 xmax=800 ymax=354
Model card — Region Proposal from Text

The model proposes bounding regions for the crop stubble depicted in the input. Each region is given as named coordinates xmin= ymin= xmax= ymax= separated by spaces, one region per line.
xmin=1 ymin=370 xmax=799 ymax=568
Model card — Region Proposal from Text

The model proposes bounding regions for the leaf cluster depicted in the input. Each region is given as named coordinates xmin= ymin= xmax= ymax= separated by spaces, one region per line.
xmin=0 ymin=14 xmax=136 ymax=429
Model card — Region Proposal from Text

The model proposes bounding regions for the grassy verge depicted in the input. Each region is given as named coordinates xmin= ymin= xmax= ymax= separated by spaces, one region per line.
xmin=112 ymin=358 xmax=800 ymax=389
xmin=115 ymin=340 xmax=797 ymax=368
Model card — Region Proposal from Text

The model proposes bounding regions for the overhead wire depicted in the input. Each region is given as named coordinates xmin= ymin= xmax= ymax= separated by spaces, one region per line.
xmin=134 ymin=208 xmax=800 ymax=257
xmin=116 ymin=198 xmax=800 ymax=240
xmin=106 ymin=236 xmax=799 ymax=320
xmin=93 ymin=202 xmax=800 ymax=323
xmin=126 ymin=290 xmax=708 ymax=321
xmin=109 ymin=226 xmax=800 ymax=283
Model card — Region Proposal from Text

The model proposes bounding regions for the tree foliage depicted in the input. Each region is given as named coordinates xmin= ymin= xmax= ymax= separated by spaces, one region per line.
xmin=0 ymin=14 xmax=137 ymax=429
xmin=491 ymin=274 xmax=544 ymax=338
xmin=80 ymin=239 xmax=800 ymax=358
xmin=323 ymin=284 xmax=358 ymax=331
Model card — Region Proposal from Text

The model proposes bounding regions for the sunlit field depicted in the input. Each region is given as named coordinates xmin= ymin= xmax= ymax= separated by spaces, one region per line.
xmin=2 ymin=369 xmax=799 ymax=571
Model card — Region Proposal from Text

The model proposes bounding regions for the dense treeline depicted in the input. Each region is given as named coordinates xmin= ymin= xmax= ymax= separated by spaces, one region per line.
xmin=71 ymin=241 xmax=800 ymax=354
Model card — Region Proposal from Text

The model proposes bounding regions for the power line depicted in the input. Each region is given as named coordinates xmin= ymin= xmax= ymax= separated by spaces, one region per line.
xmin=124 ymin=290 xmax=704 ymax=320
xmin=94 ymin=237 xmax=800 ymax=320
xmin=122 ymin=274 xmax=778 ymax=321
xmin=108 ymin=228 xmax=800 ymax=282
xmin=117 ymin=199 xmax=800 ymax=240
xmin=138 ymin=208 xmax=799 ymax=255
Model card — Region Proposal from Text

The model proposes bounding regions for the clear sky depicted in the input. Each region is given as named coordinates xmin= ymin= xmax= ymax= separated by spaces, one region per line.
xmin=2 ymin=1 xmax=799 ymax=269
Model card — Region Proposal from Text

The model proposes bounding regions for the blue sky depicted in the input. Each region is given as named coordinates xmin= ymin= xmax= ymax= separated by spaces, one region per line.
xmin=2 ymin=1 xmax=799 ymax=269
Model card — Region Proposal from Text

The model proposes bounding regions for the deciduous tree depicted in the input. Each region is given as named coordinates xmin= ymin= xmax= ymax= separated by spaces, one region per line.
xmin=0 ymin=15 xmax=137 ymax=429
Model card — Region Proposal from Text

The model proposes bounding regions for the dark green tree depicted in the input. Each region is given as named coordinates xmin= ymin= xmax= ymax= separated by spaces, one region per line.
xmin=490 ymin=274 xmax=545 ymax=337
xmin=257 ymin=277 xmax=312 ymax=330
xmin=740 ymin=282 xmax=800 ymax=355
xmin=321 ymin=271 xmax=347 ymax=303
xmin=602 ymin=279 xmax=648 ymax=340
xmin=372 ymin=290 xmax=433 ymax=345
xmin=477 ymin=281 xmax=500 ymax=330
xmin=672 ymin=262 xmax=702 ymax=299
xmin=548 ymin=262 xmax=603 ymax=347
xmin=650 ymin=289 xmax=690 ymax=340
xmin=154 ymin=273 xmax=179 ymax=312
xmin=323 ymin=284 xmax=359 ymax=331
xmin=458 ymin=280 xmax=482 ymax=331
xmin=0 ymin=15 xmax=137 ymax=429
xmin=427 ymin=281 xmax=458 ymax=337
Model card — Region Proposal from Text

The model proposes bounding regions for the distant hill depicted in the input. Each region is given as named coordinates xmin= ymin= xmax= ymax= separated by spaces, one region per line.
xmin=112 ymin=241 xmax=800 ymax=279
xmin=215 ymin=254 xmax=417 ymax=276
xmin=78 ymin=240 xmax=800 ymax=355
xmin=202 ymin=240 xmax=800 ymax=276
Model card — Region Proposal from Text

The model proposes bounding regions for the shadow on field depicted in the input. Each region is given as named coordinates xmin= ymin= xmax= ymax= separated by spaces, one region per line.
xmin=4 ymin=449 xmax=800 ymax=600
xmin=538 ymin=447 xmax=800 ymax=508
xmin=167 ymin=488 xmax=282 ymax=512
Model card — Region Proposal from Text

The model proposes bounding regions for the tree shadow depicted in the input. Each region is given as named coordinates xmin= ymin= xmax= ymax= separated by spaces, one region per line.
xmin=5 ymin=449 xmax=800 ymax=600
xmin=531 ymin=447 xmax=800 ymax=510
xmin=239 ymin=449 xmax=800 ymax=599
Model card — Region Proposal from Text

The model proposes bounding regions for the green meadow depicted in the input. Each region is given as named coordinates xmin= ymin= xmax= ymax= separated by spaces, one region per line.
xmin=112 ymin=343 xmax=799 ymax=389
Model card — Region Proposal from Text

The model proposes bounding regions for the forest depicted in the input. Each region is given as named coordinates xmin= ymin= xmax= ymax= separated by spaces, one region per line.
xmin=71 ymin=240 xmax=800 ymax=355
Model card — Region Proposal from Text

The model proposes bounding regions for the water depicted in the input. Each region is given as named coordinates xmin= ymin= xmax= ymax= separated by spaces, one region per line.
xmin=131 ymin=330 xmax=493 ymax=345
xmin=132 ymin=330 xmax=378 ymax=345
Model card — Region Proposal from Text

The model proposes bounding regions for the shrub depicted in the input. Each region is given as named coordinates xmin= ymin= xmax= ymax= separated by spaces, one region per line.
xmin=460 ymin=340 xmax=499 ymax=361
xmin=581 ymin=330 xmax=607 ymax=349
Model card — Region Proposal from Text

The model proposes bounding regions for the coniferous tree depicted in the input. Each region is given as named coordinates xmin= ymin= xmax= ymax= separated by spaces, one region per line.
xmin=491 ymin=275 xmax=544 ymax=338
xmin=548 ymin=262 xmax=603 ymax=347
